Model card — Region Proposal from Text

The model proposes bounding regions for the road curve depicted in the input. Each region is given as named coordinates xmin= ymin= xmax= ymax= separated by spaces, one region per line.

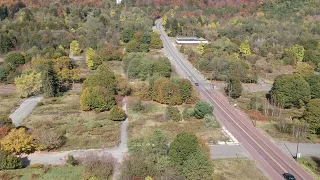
xmin=155 ymin=19 xmax=314 ymax=180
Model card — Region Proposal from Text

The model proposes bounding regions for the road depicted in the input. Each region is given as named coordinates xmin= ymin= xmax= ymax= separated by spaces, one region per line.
xmin=155 ymin=19 xmax=314 ymax=180
xmin=9 ymin=96 xmax=42 ymax=127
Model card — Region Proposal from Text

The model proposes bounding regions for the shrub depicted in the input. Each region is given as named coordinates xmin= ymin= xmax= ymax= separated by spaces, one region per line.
xmin=32 ymin=127 xmax=63 ymax=150
xmin=77 ymin=152 xmax=116 ymax=180
xmin=109 ymin=106 xmax=126 ymax=121
xmin=0 ymin=128 xmax=36 ymax=154
xmin=80 ymin=87 xmax=116 ymax=111
xmin=194 ymin=102 xmax=213 ymax=119
xmin=0 ymin=116 xmax=13 ymax=128
xmin=66 ymin=155 xmax=77 ymax=166
xmin=131 ymin=99 xmax=145 ymax=112
xmin=0 ymin=150 xmax=22 ymax=170
xmin=203 ymin=114 xmax=220 ymax=128
xmin=166 ymin=106 xmax=182 ymax=121
xmin=182 ymin=108 xmax=194 ymax=120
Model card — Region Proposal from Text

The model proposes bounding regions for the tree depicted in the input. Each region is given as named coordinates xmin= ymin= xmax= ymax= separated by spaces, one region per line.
xmin=150 ymin=31 xmax=163 ymax=49
xmin=0 ymin=34 xmax=14 ymax=54
xmin=166 ymin=106 xmax=182 ymax=121
xmin=4 ymin=52 xmax=25 ymax=71
xmin=194 ymin=102 xmax=213 ymax=119
xmin=304 ymin=74 xmax=320 ymax=99
xmin=182 ymin=148 xmax=213 ymax=180
xmin=270 ymin=74 xmax=311 ymax=108
xmin=303 ymin=99 xmax=320 ymax=134
xmin=122 ymin=27 xmax=134 ymax=43
xmin=196 ymin=43 xmax=205 ymax=55
xmin=86 ymin=48 xmax=101 ymax=70
xmin=80 ymin=87 xmax=116 ymax=111
xmin=0 ymin=5 xmax=8 ymax=20
xmin=178 ymin=79 xmax=193 ymax=102
xmin=169 ymin=132 xmax=200 ymax=166
xmin=295 ymin=62 xmax=314 ymax=77
xmin=83 ymin=64 xmax=117 ymax=94
xmin=108 ymin=106 xmax=126 ymax=121
xmin=0 ymin=66 xmax=8 ymax=82
xmin=70 ymin=40 xmax=81 ymax=55
xmin=239 ymin=40 xmax=251 ymax=57
xmin=14 ymin=70 xmax=42 ymax=98
xmin=152 ymin=78 xmax=182 ymax=105
xmin=225 ymin=78 xmax=242 ymax=99
xmin=41 ymin=63 xmax=59 ymax=97
xmin=153 ymin=57 xmax=171 ymax=77
xmin=0 ymin=150 xmax=22 ymax=170
xmin=126 ymin=40 xmax=139 ymax=52
xmin=284 ymin=45 xmax=305 ymax=62
xmin=0 ymin=128 xmax=36 ymax=154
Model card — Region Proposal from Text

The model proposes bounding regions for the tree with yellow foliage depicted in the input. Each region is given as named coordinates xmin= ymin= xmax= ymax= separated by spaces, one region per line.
xmin=14 ymin=70 xmax=42 ymax=98
xmin=296 ymin=62 xmax=314 ymax=77
xmin=0 ymin=128 xmax=36 ymax=154
xmin=70 ymin=40 xmax=81 ymax=56
xmin=239 ymin=40 xmax=252 ymax=57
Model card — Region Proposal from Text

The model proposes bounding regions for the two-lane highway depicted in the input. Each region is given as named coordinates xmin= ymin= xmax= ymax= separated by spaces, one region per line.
xmin=155 ymin=19 xmax=314 ymax=180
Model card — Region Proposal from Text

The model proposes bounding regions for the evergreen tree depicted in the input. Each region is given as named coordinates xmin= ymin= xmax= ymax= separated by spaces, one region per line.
xmin=41 ymin=63 xmax=59 ymax=97
xmin=0 ymin=5 xmax=8 ymax=20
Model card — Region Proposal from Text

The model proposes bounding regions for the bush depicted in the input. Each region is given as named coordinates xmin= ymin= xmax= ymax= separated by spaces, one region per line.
xmin=131 ymin=99 xmax=145 ymax=112
xmin=0 ymin=150 xmax=22 ymax=170
xmin=66 ymin=155 xmax=77 ymax=166
xmin=77 ymin=152 xmax=116 ymax=180
xmin=108 ymin=106 xmax=126 ymax=121
xmin=203 ymin=114 xmax=220 ymax=128
xmin=0 ymin=116 xmax=13 ymax=128
xmin=80 ymin=87 xmax=116 ymax=111
xmin=182 ymin=108 xmax=194 ymax=120
xmin=166 ymin=106 xmax=182 ymax=121
xmin=32 ymin=127 xmax=63 ymax=150
xmin=194 ymin=102 xmax=213 ymax=119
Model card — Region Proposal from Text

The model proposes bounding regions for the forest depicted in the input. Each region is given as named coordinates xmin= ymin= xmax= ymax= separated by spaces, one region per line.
xmin=0 ymin=0 xmax=320 ymax=179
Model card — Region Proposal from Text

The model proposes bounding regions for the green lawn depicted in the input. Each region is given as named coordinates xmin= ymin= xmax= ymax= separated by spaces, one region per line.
xmin=0 ymin=165 xmax=85 ymax=180
xmin=22 ymin=91 xmax=120 ymax=150
xmin=213 ymin=158 xmax=268 ymax=180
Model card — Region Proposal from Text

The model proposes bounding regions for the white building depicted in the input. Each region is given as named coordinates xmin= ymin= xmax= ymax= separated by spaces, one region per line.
xmin=176 ymin=37 xmax=209 ymax=44
xmin=116 ymin=0 xmax=122 ymax=4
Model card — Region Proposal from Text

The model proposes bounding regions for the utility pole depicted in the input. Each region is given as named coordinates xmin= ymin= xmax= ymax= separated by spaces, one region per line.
xmin=296 ymin=131 xmax=300 ymax=161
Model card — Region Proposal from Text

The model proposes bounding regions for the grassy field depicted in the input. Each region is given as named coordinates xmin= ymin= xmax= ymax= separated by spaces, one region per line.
xmin=128 ymin=98 xmax=227 ymax=143
xmin=0 ymin=165 xmax=85 ymax=180
xmin=213 ymin=158 xmax=268 ymax=180
xmin=298 ymin=157 xmax=320 ymax=180
xmin=22 ymin=91 xmax=120 ymax=150
xmin=0 ymin=93 xmax=21 ymax=116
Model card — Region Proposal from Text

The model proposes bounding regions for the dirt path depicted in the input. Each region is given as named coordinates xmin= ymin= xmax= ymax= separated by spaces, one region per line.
xmin=0 ymin=84 xmax=16 ymax=94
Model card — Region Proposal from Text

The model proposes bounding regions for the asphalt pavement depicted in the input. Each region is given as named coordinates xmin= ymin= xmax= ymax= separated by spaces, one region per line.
xmin=155 ymin=19 xmax=314 ymax=180
xmin=9 ymin=96 xmax=42 ymax=127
